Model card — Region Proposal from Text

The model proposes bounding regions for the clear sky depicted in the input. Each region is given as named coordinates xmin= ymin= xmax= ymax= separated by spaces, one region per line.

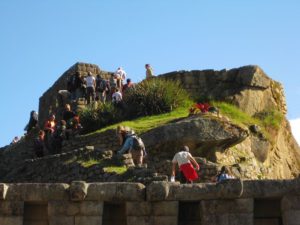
xmin=0 ymin=0 xmax=299 ymax=147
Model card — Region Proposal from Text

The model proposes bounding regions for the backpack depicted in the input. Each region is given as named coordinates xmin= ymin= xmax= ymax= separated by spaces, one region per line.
xmin=99 ymin=79 xmax=107 ymax=91
xmin=131 ymin=136 xmax=145 ymax=151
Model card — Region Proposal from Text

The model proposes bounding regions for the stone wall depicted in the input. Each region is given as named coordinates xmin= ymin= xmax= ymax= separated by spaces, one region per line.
xmin=0 ymin=179 xmax=300 ymax=225
xmin=38 ymin=62 xmax=113 ymax=126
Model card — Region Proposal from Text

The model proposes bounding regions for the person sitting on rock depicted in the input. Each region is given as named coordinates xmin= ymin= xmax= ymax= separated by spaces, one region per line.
xmin=62 ymin=104 xmax=76 ymax=127
xmin=117 ymin=129 xmax=146 ymax=166
xmin=214 ymin=166 xmax=234 ymax=183
xmin=171 ymin=146 xmax=200 ymax=183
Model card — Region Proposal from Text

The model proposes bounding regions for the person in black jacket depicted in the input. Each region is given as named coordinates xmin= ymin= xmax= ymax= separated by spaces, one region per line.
xmin=24 ymin=110 xmax=38 ymax=134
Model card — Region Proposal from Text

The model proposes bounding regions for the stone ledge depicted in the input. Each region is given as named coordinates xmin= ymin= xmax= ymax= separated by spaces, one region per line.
xmin=86 ymin=182 xmax=146 ymax=201
xmin=4 ymin=183 xmax=69 ymax=201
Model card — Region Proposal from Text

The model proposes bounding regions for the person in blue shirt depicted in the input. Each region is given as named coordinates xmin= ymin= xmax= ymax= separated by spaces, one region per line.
xmin=117 ymin=128 xmax=146 ymax=166
xmin=214 ymin=166 xmax=234 ymax=182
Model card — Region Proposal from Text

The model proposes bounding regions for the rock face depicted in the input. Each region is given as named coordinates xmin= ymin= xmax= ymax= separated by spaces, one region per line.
xmin=142 ymin=115 xmax=248 ymax=161
xmin=160 ymin=65 xmax=287 ymax=116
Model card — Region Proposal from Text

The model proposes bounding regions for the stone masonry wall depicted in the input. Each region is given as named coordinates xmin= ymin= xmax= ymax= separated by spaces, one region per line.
xmin=38 ymin=62 xmax=113 ymax=127
xmin=1 ymin=179 xmax=300 ymax=225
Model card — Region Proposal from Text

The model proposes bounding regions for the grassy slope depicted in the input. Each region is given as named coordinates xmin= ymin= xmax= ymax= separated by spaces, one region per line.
xmin=88 ymin=106 xmax=190 ymax=135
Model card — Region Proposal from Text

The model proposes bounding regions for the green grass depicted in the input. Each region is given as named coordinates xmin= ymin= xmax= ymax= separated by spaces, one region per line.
xmin=212 ymin=101 xmax=284 ymax=142
xmin=78 ymin=158 xmax=102 ymax=168
xmin=88 ymin=105 xmax=190 ymax=135
xmin=258 ymin=109 xmax=284 ymax=129
xmin=212 ymin=101 xmax=261 ymax=127
xmin=103 ymin=166 xmax=127 ymax=174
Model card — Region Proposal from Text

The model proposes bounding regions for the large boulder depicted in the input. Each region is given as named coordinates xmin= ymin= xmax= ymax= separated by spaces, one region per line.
xmin=142 ymin=115 xmax=248 ymax=160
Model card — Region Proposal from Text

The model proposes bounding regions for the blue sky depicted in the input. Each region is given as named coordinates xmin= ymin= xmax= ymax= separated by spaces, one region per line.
xmin=0 ymin=0 xmax=299 ymax=146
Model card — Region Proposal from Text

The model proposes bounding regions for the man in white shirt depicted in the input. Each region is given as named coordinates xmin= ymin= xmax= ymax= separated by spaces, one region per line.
xmin=112 ymin=88 xmax=122 ymax=104
xmin=85 ymin=72 xmax=96 ymax=104
xmin=114 ymin=67 xmax=126 ymax=91
xmin=171 ymin=146 xmax=199 ymax=183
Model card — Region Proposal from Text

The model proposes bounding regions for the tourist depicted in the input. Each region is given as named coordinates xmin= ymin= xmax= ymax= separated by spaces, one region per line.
xmin=96 ymin=75 xmax=111 ymax=103
xmin=145 ymin=64 xmax=154 ymax=79
xmin=114 ymin=67 xmax=126 ymax=91
xmin=117 ymin=128 xmax=146 ymax=166
xmin=24 ymin=110 xmax=38 ymax=134
xmin=122 ymin=78 xmax=134 ymax=93
xmin=62 ymin=104 xmax=76 ymax=126
xmin=10 ymin=136 xmax=20 ymax=145
xmin=85 ymin=71 xmax=96 ymax=104
xmin=51 ymin=120 xmax=66 ymax=154
xmin=68 ymin=72 xmax=84 ymax=101
xmin=112 ymin=88 xmax=123 ymax=105
xmin=214 ymin=166 xmax=234 ymax=183
xmin=171 ymin=146 xmax=200 ymax=183
xmin=33 ymin=130 xmax=45 ymax=158
xmin=43 ymin=114 xmax=56 ymax=153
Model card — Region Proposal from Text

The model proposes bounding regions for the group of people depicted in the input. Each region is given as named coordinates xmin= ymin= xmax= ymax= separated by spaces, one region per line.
xmin=66 ymin=64 xmax=154 ymax=106
xmin=29 ymin=104 xmax=82 ymax=157
xmin=115 ymin=126 xmax=234 ymax=184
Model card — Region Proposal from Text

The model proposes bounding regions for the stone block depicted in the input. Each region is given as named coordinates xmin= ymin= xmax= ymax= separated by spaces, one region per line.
xmin=127 ymin=216 xmax=151 ymax=225
xmin=0 ymin=184 xmax=8 ymax=200
xmin=0 ymin=201 xmax=24 ymax=216
xmin=70 ymin=181 xmax=88 ymax=201
xmin=282 ymin=195 xmax=300 ymax=211
xmin=201 ymin=199 xmax=253 ymax=214
xmin=228 ymin=213 xmax=253 ymax=225
xmin=126 ymin=202 xmax=151 ymax=216
xmin=283 ymin=210 xmax=300 ymax=225
xmin=49 ymin=216 xmax=74 ymax=225
xmin=201 ymin=214 xmax=229 ymax=225
xmin=153 ymin=201 xmax=178 ymax=216
xmin=147 ymin=182 xmax=170 ymax=201
xmin=86 ymin=182 xmax=145 ymax=201
xmin=201 ymin=213 xmax=253 ymax=225
xmin=48 ymin=201 xmax=80 ymax=216
xmin=80 ymin=201 xmax=103 ymax=216
xmin=153 ymin=216 xmax=177 ymax=225
xmin=5 ymin=183 xmax=69 ymax=201
xmin=49 ymin=200 xmax=103 ymax=216
xmin=75 ymin=216 xmax=102 ymax=225
xmin=0 ymin=216 xmax=23 ymax=225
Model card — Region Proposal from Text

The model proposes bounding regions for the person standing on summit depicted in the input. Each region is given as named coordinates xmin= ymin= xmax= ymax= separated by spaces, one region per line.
xmin=85 ymin=71 xmax=96 ymax=104
xmin=145 ymin=64 xmax=154 ymax=79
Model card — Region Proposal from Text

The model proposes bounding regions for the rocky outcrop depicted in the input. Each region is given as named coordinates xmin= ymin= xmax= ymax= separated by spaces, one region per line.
xmin=2 ymin=63 xmax=299 ymax=182
xmin=159 ymin=65 xmax=287 ymax=116
xmin=142 ymin=115 xmax=248 ymax=161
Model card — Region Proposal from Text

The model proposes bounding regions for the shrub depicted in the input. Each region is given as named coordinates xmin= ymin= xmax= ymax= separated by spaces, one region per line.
xmin=124 ymin=79 xmax=190 ymax=117
xmin=255 ymin=109 xmax=284 ymax=129
xmin=79 ymin=102 xmax=122 ymax=134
